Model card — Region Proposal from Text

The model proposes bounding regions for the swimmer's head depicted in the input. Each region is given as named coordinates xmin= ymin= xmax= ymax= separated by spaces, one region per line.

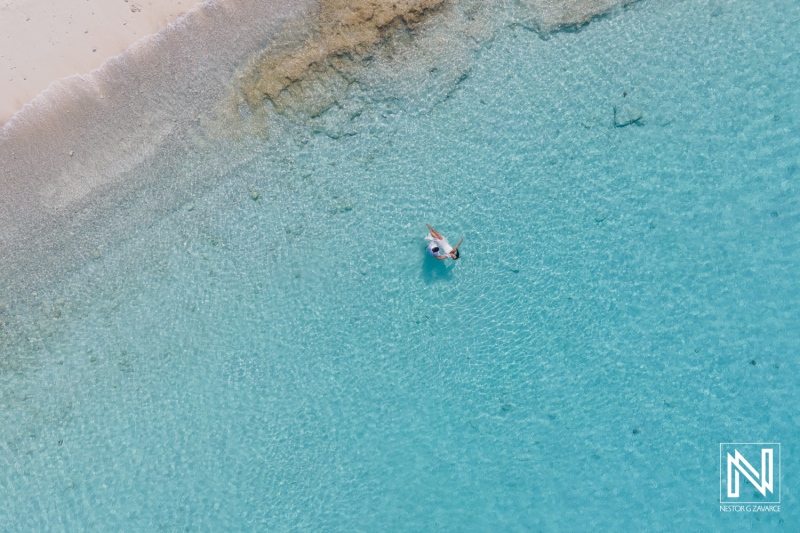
xmin=451 ymin=237 xmax=463 ymax=260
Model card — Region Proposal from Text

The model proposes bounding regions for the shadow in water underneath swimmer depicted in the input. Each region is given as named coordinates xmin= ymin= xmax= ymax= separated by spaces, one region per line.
xmin=420 ymin=249 xmax=455 ymax=284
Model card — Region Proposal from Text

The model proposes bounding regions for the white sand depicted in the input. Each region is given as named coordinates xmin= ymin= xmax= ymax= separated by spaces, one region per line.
xmin=0 ymin=0 xmax=202 ymax=124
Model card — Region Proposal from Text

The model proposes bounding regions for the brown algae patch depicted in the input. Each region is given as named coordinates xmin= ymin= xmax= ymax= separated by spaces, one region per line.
xmin=240 ymin=0 xmax=447 ymax=112
xmin=233 ymin=0 xmax=637 ymax=124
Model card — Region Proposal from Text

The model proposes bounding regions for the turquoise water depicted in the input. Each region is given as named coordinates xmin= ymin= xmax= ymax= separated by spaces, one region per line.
xmin=1 ymin=0 xmax=799 ymax=530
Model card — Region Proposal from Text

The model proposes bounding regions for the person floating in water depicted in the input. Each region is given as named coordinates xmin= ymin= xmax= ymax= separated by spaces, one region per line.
xmin=425 ymin=224 xmax=463 ymax=260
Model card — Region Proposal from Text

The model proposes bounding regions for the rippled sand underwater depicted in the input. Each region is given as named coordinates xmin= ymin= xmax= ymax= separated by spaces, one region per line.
xmin=1 ymin=0 xmax=799 ymax=530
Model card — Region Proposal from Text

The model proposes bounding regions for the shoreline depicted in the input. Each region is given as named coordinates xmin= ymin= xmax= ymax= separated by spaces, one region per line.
xmin=1 ymin=0 xmax=636 ymax=127
xmin=0 ymin=0 xmax=633 ymax=303
xmin=0 ymin=0 xmax=315 ymax=302
xmin=0 ymin=0 xmax=204 ymax=125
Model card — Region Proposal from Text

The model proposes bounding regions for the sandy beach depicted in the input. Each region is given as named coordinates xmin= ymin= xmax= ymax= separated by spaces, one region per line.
xmin=0 ymin=0 xmax=202 ymax=124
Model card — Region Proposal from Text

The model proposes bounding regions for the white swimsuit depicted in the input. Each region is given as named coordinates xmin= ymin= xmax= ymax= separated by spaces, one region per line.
xmin=426 ymin=233 xmax=452 ymax=259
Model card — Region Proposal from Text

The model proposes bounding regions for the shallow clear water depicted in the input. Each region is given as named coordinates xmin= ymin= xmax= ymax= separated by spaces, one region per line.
xmin=1 ymin=0 xmax=799 ymax=530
